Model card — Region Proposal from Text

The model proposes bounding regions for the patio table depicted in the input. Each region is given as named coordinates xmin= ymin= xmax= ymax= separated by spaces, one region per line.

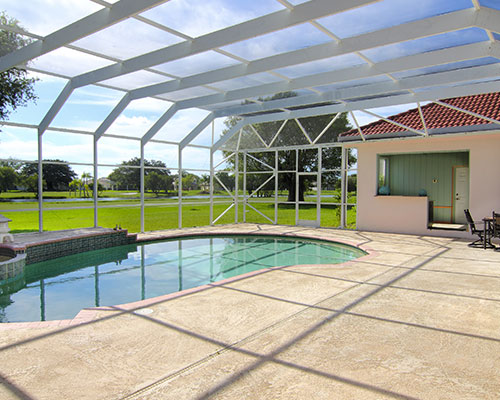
xmin=482 ymin=217 xmax=495 ymax=249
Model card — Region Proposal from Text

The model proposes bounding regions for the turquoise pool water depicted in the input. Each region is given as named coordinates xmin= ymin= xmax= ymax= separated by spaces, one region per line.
xmin=0 ymin=235 xmax=365 ymax=322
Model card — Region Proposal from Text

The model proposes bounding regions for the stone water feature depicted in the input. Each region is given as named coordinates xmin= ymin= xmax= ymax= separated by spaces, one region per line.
xmin=0 ymin=215 xmax=14 ymax=244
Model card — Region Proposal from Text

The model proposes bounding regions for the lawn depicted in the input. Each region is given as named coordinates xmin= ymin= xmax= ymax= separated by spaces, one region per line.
xmin=4 ymin=203 xmax=356 ymax=233
xmin=1 ymin=190 xmax=356 ymax=233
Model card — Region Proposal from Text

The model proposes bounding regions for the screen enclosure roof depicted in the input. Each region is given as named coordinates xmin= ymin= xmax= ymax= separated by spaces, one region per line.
xmin=1 ymin=0 xmax=500 ymax=152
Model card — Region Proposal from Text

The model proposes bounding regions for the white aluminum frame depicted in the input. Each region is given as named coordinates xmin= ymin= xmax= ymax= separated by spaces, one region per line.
xmin=1 ymin=0 xmax=499 ymax=232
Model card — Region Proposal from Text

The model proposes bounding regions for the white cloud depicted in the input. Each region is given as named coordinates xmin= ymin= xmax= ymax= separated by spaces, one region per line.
xmin=51 ymin=97 xmax=173 ymax=134
xmin=106 ymin=115 xmax=156 ymax=138
xmin=65 ymin=97 xmax=120 ymax=109
xmin=155 ymin=109 xmax=211 ymax=142
xmin=144 ymin=143 xmax=179 ymax=170
xmin=317 ymin=0 xmax=472 ymax=39
xmin=0 ymin=136 xmax=38 ymax=162
xmin=141 ymin=0 xmax=283 ymax=38
xmin=43 ymin=140 xmax=93 ymax=165
xmin=185 ymin=117 xmax=227 ymax=147
xmin=32 ymin=47 xmax=114 ymax=77
xmin=126 ymin=98 xmax=173 ymax=114
xmin=221 ymin=23 xmax=332 ymax=61
xmin=156 ymin=51 xmax=239 ymax=78
xmin=275 ymin=54 xmax=366 ymax=80
xmin=73 ymin=17 xmax=182 ymax=60
xmin=101 ymin=71 xmax=170 ymax=91
xmin=0 ymin=128 xmax=93 ymax=166
xmin=97 ymin=137 xmax=140 ymax=167
xmin=181 ymin=147 xmax=211 ymax=171
xmin=0 ymin=0 xmax=101 ymax=36
xmin=27 ymin=71 xmax=67 ymax=84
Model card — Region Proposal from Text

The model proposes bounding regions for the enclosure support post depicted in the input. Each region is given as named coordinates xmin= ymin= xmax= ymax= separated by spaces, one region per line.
xmin=317 ymin=147 xmax=322 ymax=225
xmin=141 ymin=246 xmax=145 ymax=300
xmin=340 ymin=146 xmax=347 ymax=229
xmin=178 ymin=241 xmax=183 ymax=291
xmin=243 ymin=152 xmax=247 ymax=223
xmin=274 ymin=150 xmax=278 ymax=224
xmin=209 ymin=238 xmax=214 ymax=282
xmin=37 ymin=133 xmax=43 ymax=232
xmin=209 ymin=149 xmax=214 ymax=225
xmin=40 ymin=279 xmax=45 ymax=321
xmin=140 ymin=144 xmax=145 ymax=233
xmin=94 ymin=266 xmax=100 ymax=307
xmin=295 ymin=149 xmax=299 ymax=225
xmin=93 ymin=137 xmax=98 ymax=228
xmin=234 ymin=150 xmax=239 ymax=223
xmin=178 ymin=145 xmax=182 ymax=229
xmin=210 ymin=121 xmax=214 ymax=225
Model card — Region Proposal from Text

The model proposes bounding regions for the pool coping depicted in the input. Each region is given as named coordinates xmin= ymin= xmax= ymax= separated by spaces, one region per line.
xmin=6 ymin=227 xmax=137 ymax=264
xmin=0 ymin=226 xmax=377 ymax=330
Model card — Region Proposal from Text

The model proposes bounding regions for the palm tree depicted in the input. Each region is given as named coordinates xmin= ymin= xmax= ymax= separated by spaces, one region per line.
xmin=69 ymin=179 xmax=80 ymax=198
xmin=81 ymin=172 xmax=92 ymax=198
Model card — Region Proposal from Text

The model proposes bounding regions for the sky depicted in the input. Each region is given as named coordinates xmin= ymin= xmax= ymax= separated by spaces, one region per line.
xmin=0 ymin=0 xmax=493 ymax=178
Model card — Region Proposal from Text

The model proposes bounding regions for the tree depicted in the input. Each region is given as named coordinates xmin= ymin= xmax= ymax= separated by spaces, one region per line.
xmin=21 ymin=160 xmax=77 ymax=191
xmin=68 ymin=179 xmax=80 ymax=197
xmin=145 ymin=172 xmax=173 ymax=196
xmin=215 ymin=171 xmax=235 ymax=192
xmin=0 ymin=158 xmax=22 ymax=170
xmin=23 ymin=174 xmax=46 ymax=197
xmin=223 ymin=92 xmax=354 ymax=201
xmin=181 ymin=172 xmax=199 ymax=191
xmin=108 ymin=158 xmax=170 ymax=190
xmin=79 ymin=172 xmax=91 ymax=197
xmin=347 ymin=174 xmax=357 ymax=193
xmin=0 ymin=13 xmax=37 ymax=123
xmin=0 ymin=166 xmax=17 ymax=194
xmin=88 ymin=181 xmax=104 ymax=197
xmin=243 ymin=172 xmax=274 ymax=198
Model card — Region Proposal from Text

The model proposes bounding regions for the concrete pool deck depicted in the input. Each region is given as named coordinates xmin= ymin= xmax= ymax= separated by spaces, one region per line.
xmin=0 ymin=224 xmax=499 ymax=399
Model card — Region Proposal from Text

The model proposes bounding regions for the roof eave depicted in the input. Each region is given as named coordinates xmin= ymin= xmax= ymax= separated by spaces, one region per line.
xmin=338 ymin=123 xmax=500 ymax=142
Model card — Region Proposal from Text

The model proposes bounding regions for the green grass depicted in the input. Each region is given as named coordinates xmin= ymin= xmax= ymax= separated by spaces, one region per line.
xmin=1 ymin=189 xmax=356 ymax=233
xmin=3 ymin=203 xmax=356 ymax=233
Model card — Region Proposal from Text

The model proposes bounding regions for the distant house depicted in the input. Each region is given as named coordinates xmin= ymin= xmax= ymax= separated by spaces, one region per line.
xmin=98 ymin=178 xmax=115 ymax=190
xmin=339 ymin=92 xmax=500 ymax=238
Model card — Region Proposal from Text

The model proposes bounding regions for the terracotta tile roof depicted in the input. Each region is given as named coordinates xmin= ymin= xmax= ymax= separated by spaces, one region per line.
xmin=340 ymin=92 xmax=500 ymax=138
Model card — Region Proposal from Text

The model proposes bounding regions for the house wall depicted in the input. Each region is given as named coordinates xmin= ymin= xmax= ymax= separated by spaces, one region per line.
xmin=348 ymin=131 xmax=500 ymax=238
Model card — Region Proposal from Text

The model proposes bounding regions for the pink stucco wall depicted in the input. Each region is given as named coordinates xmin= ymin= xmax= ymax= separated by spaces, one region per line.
xmin=348 ymin=131 xmax=500 ymax=238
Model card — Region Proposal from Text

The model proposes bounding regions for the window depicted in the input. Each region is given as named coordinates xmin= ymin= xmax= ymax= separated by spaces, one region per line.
xmin=377 ymin=156 xmax=389 ymax=194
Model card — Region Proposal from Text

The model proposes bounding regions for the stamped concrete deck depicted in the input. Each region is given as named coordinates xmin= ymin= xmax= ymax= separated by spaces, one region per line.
xmin=1 ymin=224 xmax=499 ymax=399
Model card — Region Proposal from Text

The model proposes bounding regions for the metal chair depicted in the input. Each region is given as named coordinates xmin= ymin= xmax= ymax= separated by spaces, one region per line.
xmin=464 ymin=209 xmax=492 ymax=248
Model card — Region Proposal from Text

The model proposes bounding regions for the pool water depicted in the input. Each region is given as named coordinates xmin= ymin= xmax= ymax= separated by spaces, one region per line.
xmin=0 ymin=235 xmax=365 ymax=322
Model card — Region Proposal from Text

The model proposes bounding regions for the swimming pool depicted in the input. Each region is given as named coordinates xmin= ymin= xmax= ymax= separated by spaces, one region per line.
xmin=0 ymin=235 xmax=365 ymax=322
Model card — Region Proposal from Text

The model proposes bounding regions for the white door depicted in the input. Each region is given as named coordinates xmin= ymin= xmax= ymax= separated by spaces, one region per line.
xmin=454 ymin=167 xmax=469 ymax=223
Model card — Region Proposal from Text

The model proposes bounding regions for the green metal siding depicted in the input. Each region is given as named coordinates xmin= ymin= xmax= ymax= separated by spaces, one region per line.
xmin=385 ymin=152 xmax=468 ymax=222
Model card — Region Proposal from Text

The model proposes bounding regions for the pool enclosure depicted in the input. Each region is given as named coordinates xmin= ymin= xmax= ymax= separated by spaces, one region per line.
xmin=1 ymin=0 xmax=500 ymax=233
